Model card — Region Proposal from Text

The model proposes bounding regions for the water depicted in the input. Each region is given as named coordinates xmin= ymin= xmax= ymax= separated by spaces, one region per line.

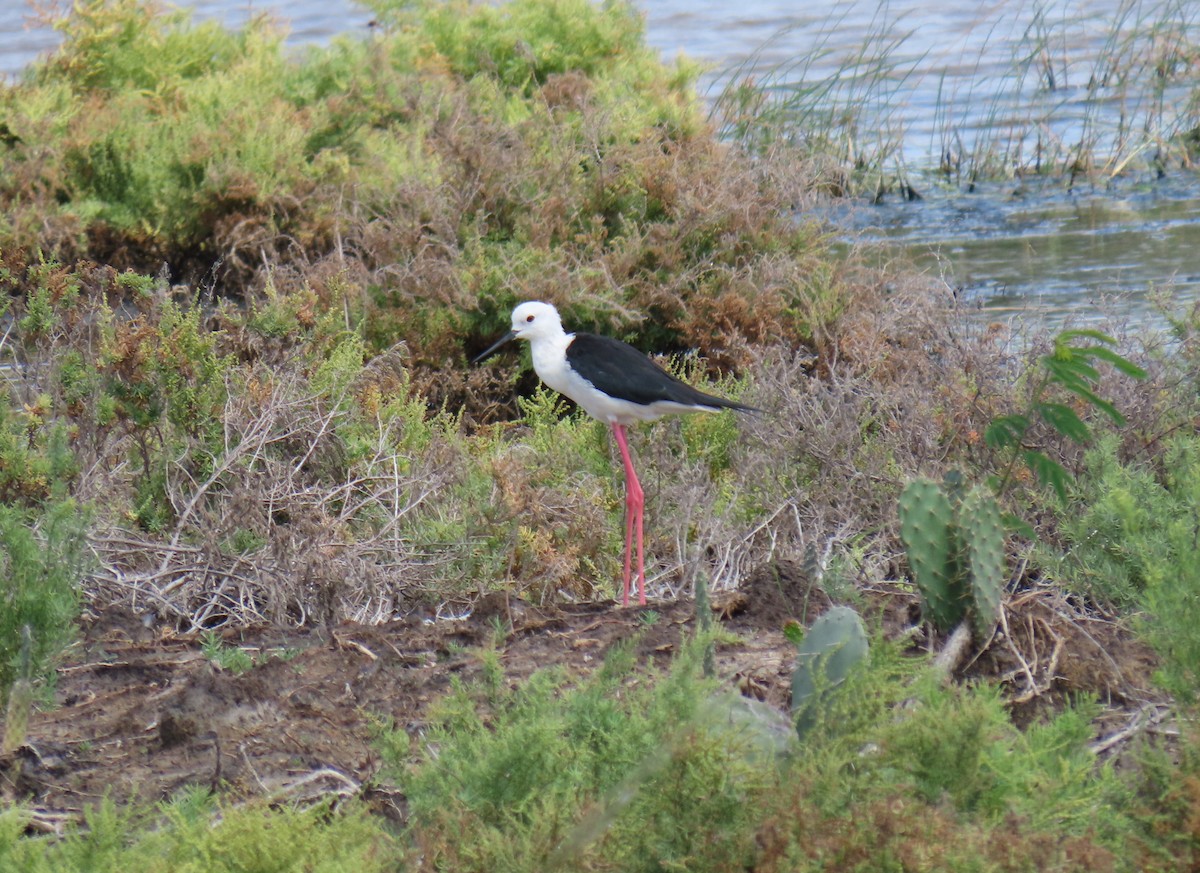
xmin=0 ymin=1 xmax=373 ymax=64
xmin=3 ymin=0 xmax=1200 ymax=326
xmin=835 ymin=176 xmax=1200 ymax=327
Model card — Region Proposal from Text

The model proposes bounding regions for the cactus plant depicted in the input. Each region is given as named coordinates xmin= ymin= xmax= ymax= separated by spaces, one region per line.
xmin=959 ymin=487 xmax=1005 ymax=637
xmin=898 ymin=478 xmax=964 ymax=630
xmin=791 ymin=606 xmax=869 ymax=736
xmin=898 ymin=475 xmax=1007 ymax=639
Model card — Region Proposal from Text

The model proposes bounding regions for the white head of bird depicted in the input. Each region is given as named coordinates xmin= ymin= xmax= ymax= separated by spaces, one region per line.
xmin=473 ymin=301 xmax=579 ymax=405
xmin=473 ymin=300 xmax=567 ymax=361
xmin=508 ymin=300 xmax=565 ymax=343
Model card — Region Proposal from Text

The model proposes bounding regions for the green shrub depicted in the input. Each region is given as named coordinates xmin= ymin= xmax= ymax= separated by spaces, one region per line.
xmin=2 ymin=0 xmax=815 ymax=366
xmin=1044 ymin=433 xmax=1200 ymax=702
xmin=384 ymin=640 xmax=772 ymax=871
xmin=0 ymin=795 xmax=399 ymax=872
xmin=365 ymin=0 xmax=697 ymax=103
xmin=0 ymin=403 xmax=77 ymax=508
xmin=1042 ymin=435 xmax=1170 ymax=607
xmin=0 ymin=500 xmax=89 ymax=702
xmin=380 ymin=635 xmax=1160 ymax=871
xmin=1125 ymin=438 xmax=1200 ymax=703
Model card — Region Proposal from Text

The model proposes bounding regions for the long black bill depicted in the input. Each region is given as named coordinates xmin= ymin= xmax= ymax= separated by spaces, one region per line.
xmin=471 ymin=329 xmax=517 ymax=364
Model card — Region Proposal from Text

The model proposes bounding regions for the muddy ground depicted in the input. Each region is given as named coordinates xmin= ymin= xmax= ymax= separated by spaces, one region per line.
xmin=1 ymin=561 xmax=1166 ymax=831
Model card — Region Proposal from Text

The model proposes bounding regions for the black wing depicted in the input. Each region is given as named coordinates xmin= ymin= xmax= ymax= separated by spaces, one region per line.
xmin=565 ymin=333 xmax=753 ymax=411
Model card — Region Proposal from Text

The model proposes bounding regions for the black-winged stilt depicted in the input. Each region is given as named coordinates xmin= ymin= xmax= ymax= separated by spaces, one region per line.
xmin=474 ymin=301 xmax=756 ymax=606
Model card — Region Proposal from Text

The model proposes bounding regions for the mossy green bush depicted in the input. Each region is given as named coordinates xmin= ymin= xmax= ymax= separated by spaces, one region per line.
xmin=375 ymin=638 xmax=1175 ymax=871
xmin=367 ymin=0 xmax=696 ymax=100
xmin=0 ymin=500 xmax=89 ymax=703
xmin=0 ymin=794 xmax=400 ymax=872
xmin=0 ymin=0 xmax=836 ymax=377
xmin=384 ymin=640 xmax=773 ymax=871
xmin=1047 ymin=433 xmax=1200 ymax=702
xmin=1042 ymin=435 xmax=1171 ymax=607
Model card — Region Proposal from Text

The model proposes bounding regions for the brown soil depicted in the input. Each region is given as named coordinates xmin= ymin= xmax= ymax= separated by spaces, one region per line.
xmin=0 ymin=561 xmax=1165 ymax=829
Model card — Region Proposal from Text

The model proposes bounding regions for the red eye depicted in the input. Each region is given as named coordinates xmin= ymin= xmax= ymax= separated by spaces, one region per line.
xmin=525 ymin=315 xmax=535 ymax=322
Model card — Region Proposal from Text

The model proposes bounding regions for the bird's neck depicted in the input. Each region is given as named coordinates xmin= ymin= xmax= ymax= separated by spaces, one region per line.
xmin=530 ymin=330 xmax=574 ymax=390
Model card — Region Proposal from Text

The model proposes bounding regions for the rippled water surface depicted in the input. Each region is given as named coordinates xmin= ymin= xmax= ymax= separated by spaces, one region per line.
xmin=4 ymin=0 xmax=1200 ymax=326
xmin=834 ymin=176 xmax=1200 ymax=327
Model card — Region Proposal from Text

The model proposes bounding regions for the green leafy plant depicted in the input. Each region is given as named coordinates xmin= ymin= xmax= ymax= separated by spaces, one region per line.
xmin=898 ymin=474 xmax=1005 ymax=637
xmin=985 ymin=328 xmax=1146 ymax=502
xmin=637 ymin=609 xmax=660 ymax=627
xmin=199 ymin=632 xmax=255 ymax=675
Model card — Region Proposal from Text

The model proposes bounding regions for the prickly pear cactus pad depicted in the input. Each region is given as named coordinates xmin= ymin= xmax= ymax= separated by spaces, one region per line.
xmin=959 ymin=486 xmax=1006 ymax=638
xmin=791 ymin=606 xmax=869 ymax=736
xmin=898 ymin=478 xmax=964 ymax=631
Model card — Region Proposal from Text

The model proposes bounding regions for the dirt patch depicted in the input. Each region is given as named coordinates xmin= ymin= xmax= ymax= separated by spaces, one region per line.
xmin=724 ymin=559 xmax=834 ymax=629
xmin=0 ymin=568 xmax=1167 ymax=829
xmin=967 ymin=589 xmax=1163 ymax=730
xmin=2 ymin=596 xmax=721 ymax=820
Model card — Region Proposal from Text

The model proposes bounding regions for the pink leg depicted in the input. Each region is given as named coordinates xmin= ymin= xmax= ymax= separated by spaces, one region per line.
xmin=611 ymin=423 xmax=645 ymax=606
